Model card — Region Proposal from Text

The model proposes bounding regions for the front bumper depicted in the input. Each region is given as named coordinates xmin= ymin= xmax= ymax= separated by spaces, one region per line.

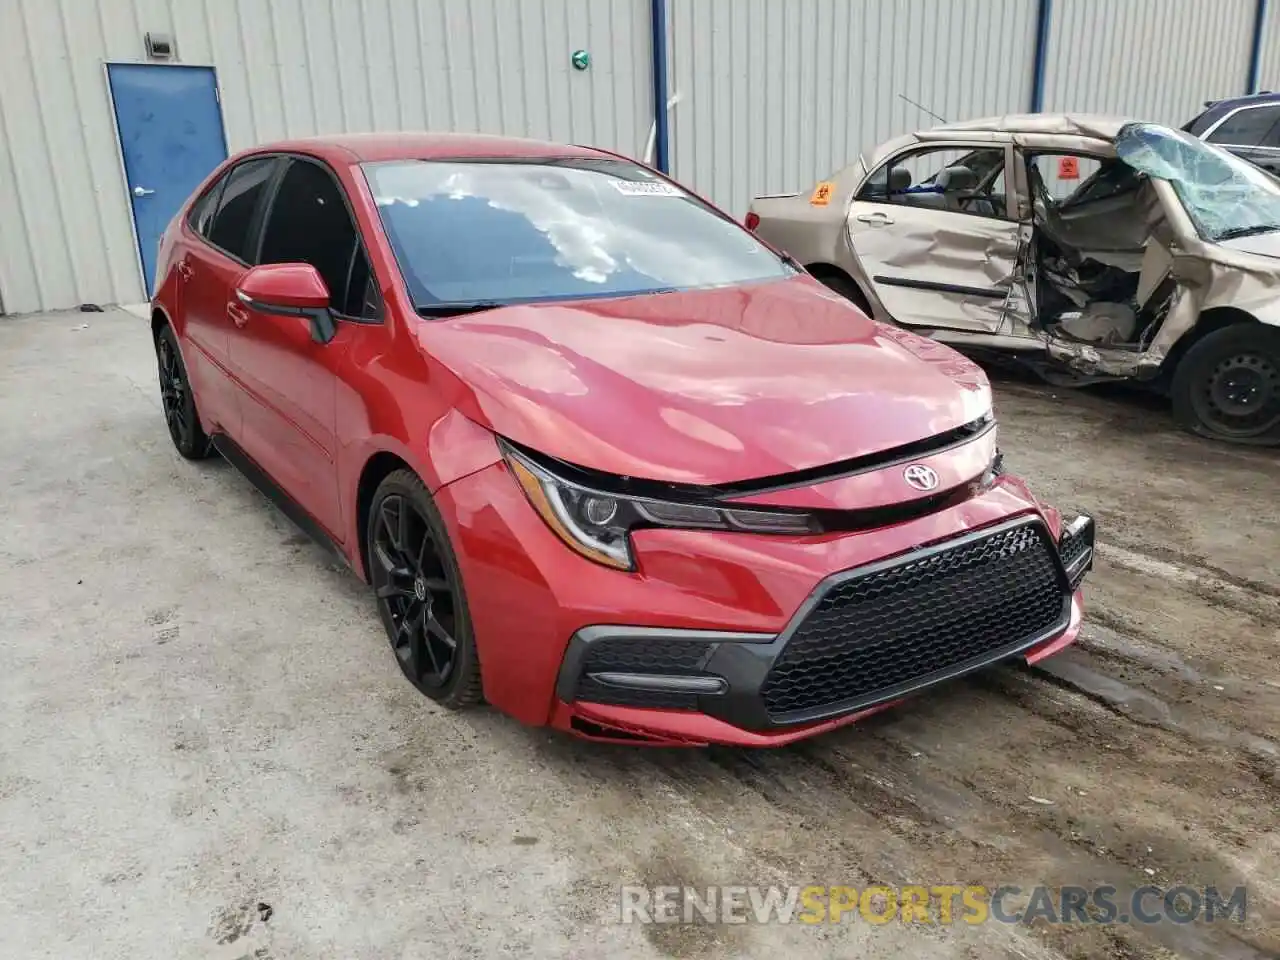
xmin=436 ymin=458 xmax=1094 ymax=747
xmin=551 ymin=514 xmax=1094 ymax=743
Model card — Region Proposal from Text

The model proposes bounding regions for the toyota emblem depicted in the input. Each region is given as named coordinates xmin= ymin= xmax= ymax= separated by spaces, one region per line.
xmin=903 ymin=464 xmax=939 ymax=491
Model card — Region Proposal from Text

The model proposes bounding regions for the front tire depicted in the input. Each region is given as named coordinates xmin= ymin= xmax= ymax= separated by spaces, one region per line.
xmin=1171 ymin=324 xmax=1280 ymax=445
xmin=154 ymin=324 xmax=212 ymax=459
xmin=367 ymin=470 xmax=483 ymax=708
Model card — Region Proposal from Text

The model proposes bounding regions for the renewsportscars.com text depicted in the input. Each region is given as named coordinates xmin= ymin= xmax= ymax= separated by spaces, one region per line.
xmin=618 ymin=884 xmax=1247 ymax=926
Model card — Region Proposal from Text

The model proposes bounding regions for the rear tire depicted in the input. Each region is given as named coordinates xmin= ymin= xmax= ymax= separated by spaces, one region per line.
xmin=366 ymin=469 xmax=483 ymax=709
xmin=154 ymin=324 xmax=213 ymax=460
xmin=1171 ymin=323 xmax=1280 ymax=445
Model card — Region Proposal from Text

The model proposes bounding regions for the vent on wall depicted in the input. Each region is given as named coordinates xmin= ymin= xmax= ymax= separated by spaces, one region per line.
xmin=144 ymin=32 xmax=174 ymax=60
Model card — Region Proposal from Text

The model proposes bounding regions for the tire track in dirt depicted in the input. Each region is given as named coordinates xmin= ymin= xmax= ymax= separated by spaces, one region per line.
xmin=1095 ymin=544 xmax=1280 ymax=626
xmin=537 ymin=660 xmax=1266 ymax=959
xmin=549 ymin=523 xmax=1280 ymax=959
xmin=593 ymin=575 xmax=1280 ymax=958
xmin=540 ymin=734 xmax=1062 ymax=959
xmin=811 ymin=668 xmax=1279 ymax=960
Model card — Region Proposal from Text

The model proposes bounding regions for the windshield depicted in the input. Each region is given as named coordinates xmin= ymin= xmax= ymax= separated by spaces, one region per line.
xmin=1114 ymin=122 xmax=1280 ymax=242
xmin=362 ymin=158 xmax=793 ymax=309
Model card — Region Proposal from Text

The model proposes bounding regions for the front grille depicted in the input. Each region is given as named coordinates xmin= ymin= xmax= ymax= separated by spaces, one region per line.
xmin=574 ymin=637 xmax=717 ymax=709
xmin=760 ymin=520 xmax=1068 ymax=721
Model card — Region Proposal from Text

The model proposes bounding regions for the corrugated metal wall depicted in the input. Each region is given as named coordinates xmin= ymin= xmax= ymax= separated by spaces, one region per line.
xmin=666 ymin=0 xmax=1038 ymax=217
xmin=0 ymin=0 xmax=1271 ymax=314
xmin=0 ymin=0 xmax=651 ymax=314
xmin=1254 ymin=2 xmax=1280 ymax=91
xmin=1039 ymin=0 xmax=1255 ymax=125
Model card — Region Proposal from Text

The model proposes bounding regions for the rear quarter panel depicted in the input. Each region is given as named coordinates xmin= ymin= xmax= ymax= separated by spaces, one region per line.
xmin=750 ymin=162 xmax=866 ymax=269
xmin=751 ymin=192 xmax=849 ymax=268
xmin=152 ymin=158 xmax=232 ymax=331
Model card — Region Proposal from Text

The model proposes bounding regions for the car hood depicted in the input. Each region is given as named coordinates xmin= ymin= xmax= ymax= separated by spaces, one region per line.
xmin=418 ymin=276 xmax=992 ymax=486
xmin=1218 ymin=231 xmax=1280 ymax=259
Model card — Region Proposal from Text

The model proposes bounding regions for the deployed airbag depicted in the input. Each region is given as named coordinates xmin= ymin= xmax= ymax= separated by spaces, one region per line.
xmin=1057 ymin=302 xmax=1139 ymax=344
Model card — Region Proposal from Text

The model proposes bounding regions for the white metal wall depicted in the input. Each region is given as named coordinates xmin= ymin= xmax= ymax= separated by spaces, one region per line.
xmin=1254 ymin=3 xmax=1280 ymax=91
xmin=666 ymin=0 xmax=1038 ymax=217
xmin=0 ymin=0 xmax=1271 ymax=315
xmin=1039 ymin=0 xmax=1255 ymax=126
xmin=0 ymin=0 xmax=651 ymax=314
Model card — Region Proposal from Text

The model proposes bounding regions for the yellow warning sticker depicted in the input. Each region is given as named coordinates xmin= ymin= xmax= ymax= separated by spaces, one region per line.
xmin=810 ymin=181 xmax=835 ymax=206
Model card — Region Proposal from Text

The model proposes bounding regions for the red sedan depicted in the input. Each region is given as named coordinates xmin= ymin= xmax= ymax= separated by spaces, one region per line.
xmin=150 ymin=133 xmax=1094 ymax=747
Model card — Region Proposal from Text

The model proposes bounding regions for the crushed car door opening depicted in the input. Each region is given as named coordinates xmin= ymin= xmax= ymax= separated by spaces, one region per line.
xmin=1018 ymin=141 xmax=1181 ymax=374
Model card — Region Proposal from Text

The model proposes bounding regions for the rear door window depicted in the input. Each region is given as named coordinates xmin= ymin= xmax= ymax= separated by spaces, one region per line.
xmin=207 ymin=157 xmax=278 ymax=262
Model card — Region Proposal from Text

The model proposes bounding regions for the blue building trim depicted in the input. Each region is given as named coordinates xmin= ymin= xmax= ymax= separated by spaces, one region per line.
xmin=1248 ymin=0 xmax=1268 ymax=93
xmin=1030 ymin=0 xmax=1053 ymax=112
xmin=650 ymin=0 xmax=670 ymax=173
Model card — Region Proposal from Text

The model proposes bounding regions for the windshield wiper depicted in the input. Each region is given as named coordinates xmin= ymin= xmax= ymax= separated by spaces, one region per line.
xmin=1215 ymin=224 xmax=1280 ymax=241
xmin=415 ymin=301 xmax=507 ymax=318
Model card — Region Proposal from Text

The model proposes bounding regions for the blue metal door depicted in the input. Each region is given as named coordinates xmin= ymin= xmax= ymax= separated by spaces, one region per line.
xmin=107 ymin=63 xmax=228 ymax=296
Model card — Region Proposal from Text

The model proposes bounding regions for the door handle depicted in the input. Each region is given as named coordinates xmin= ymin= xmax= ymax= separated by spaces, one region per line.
xmin=856 ymin=212 xmax=895 ymax=225
xmin=176 ymin=260 xmax=194 ymax=282
xmin=227 ymin=302 xmax=249 ymax=328
xmin=133 ymin=185 xmax=156 ymax=197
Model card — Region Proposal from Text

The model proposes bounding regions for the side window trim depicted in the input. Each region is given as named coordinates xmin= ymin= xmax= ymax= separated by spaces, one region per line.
xmin=859 ymin=141 xmax=1014 ymax=221
xmin=1202 ymin=103 xmax=1280 ymax=148
xmin=246 ymin=157 xmax=291 ymax=266
xmin=259 ymin=152 xmax=384 ymax=323
xmin=201 ymin=155 xmax=283 ymax=266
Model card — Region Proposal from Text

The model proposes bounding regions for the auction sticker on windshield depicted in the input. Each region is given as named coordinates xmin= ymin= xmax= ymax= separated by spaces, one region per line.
xmin=613 ymin=180 xmax=684 ymax=197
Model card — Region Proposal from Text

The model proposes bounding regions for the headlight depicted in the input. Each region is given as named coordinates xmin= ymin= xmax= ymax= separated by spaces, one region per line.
xmin=502 ymin=443 xmax=818 ymax=571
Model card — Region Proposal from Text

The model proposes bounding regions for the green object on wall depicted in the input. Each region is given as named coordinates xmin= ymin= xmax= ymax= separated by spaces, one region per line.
xmin=571 ymin=49 xmax=590 ymax=71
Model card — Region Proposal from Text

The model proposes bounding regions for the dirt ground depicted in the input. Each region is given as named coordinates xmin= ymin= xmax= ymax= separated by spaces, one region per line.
xmin=1 ymin=308 xmax=1277 ymax=959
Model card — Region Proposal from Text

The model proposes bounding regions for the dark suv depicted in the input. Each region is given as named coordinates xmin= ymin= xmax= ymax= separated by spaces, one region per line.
xmin=1184 ymin=92 xmax=1280 ymax=176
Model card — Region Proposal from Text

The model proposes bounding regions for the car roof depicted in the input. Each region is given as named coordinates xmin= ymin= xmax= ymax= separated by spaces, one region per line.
xmin=1200 ymin=91 xmax=1280 ymax=111
xmin=860 ymin=113 xmax=1133 ymax=172
xmin=240 ymin=132 xmax=609 ymax=164
xmin=924 ymin=113 xmax=1132 ymax=140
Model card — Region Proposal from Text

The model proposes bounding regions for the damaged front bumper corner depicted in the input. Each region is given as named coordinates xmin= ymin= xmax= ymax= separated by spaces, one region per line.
xmin=1057 ymin=513 xmax=1096 ymax=590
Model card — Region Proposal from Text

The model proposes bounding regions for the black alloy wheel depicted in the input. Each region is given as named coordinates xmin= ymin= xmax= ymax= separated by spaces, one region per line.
xmin=1173 ymin=323 xmax=1280 ymax=445
xmin=368 ymin=470 xmax=482 ymax=706
xmin=155 ymin=324 xmax=212 ymax=459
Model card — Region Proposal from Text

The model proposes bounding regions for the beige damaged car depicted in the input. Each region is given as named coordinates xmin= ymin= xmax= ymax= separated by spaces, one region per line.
xmin=747 ymin=115 xmax=1280 ymax=445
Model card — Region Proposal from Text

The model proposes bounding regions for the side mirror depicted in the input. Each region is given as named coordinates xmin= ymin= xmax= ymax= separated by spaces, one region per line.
xmin=236 ymin=263 xmax=336 ymax=344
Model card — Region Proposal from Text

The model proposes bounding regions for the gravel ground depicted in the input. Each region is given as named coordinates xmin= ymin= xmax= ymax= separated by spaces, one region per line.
xmin=1 ymin=308 xmax=1276 ymax=959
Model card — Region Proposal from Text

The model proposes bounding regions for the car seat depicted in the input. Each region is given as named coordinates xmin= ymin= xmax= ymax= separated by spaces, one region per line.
xmin=937 ymin=165 xmax=989 ymax=213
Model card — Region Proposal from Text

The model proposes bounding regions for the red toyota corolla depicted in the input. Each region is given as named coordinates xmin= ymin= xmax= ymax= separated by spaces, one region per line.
xmin=150 ymin=133 xmax=1094 ymax=747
